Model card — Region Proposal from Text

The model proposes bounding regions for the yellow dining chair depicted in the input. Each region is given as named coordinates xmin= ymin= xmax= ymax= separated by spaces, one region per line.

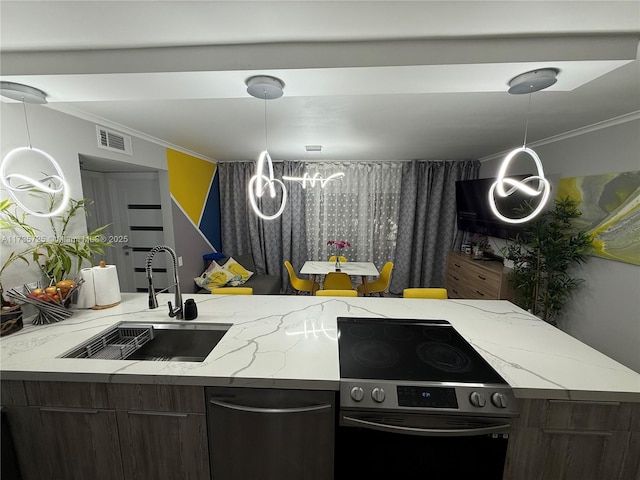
xmin=322 ymin=272 xmax=354 ymax=290
xmin=403 ymin=288 xmax=448 ymax=299
xmin=315 ymin=289 xmax=358 ymax=297
xmin=284 ymin=261 xmax=319 ymax=295
xmin=357 ymin=261 xmax=394 ymax=296
xmin=328 ymin=255 xmax=347 ymax=263
xmin=211 ymin=287 xmax=253 ymax=295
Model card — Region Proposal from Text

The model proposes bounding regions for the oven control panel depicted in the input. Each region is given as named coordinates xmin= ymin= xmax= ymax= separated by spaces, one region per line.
xmin=397 ymin=385 xmax=458 ymax=409
xmin=341 ymin=380 xmax=518 ymax=416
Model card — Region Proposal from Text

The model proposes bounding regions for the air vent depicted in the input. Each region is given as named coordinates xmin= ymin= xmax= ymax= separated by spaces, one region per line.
xmin=96 ymin=126 xmax=133 ymax=155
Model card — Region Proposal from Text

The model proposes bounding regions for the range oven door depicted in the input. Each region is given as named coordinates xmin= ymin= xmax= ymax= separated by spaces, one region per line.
xmin=336 ymin=410 xmax=510 ymax=479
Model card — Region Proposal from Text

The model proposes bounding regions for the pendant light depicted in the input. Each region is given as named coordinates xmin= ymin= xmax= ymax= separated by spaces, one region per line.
xmin=488 ymin=69 xmax=557 ymax=224
xmin=0 ymin=81 xmax=70 ymax=217
xmin=246 ymin=75 xmax=288 ymax=220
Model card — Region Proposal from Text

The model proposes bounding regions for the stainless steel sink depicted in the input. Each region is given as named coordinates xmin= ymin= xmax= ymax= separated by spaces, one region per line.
xmin=61 ymin=322 xmax=231 ymax=362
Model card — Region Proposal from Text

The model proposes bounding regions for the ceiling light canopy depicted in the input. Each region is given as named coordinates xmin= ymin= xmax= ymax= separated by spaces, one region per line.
xmin=507 ymin=68 xmax=559 ymax=95
xmin=0 ymin=81 xmax=48 ymax=104
xmin=246 ymin=75 xmax=285 ymax=100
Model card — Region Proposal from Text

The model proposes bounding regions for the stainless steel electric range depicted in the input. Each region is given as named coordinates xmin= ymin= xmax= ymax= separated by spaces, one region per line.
xmin=335 ymin=317 xmax=518 ymax=479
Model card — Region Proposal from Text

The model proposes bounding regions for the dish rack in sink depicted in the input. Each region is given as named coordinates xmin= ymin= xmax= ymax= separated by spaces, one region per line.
xmin=67 ymin=325 xmax=154 ymax=360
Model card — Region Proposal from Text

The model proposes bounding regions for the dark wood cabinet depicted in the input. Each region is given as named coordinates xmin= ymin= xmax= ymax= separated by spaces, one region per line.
xmin=117 ymin=410 xmax=209 ymax=480
xmin=6 ymin=405 xmax=123 ymax=480
xmin=504 ymin=398 xmax=640 ymax=480
xmin=1 ymin=380 xmax=209 ymax=480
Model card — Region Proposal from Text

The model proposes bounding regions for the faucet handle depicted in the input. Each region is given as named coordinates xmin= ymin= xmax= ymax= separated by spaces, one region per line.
xmin=167 ymin=301 xmax=183 ymax=318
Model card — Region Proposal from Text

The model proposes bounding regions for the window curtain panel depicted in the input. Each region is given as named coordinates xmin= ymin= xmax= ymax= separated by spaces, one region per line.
xmin=218 ymin=161 xmax=308 ymax=292
xmin=303 ymin=162 xmax=403 ymax=269
xmin=390 ymin=160 xmax=479 ymax=294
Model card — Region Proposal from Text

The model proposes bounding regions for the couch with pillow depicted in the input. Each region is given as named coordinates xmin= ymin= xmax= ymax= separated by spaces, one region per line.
xmin=195 ymin=254 xmax=281 ymax=295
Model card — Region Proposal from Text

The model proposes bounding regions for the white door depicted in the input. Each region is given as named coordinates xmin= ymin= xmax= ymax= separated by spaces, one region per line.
xmin=82 ymin=170 xmax=169 ymax=293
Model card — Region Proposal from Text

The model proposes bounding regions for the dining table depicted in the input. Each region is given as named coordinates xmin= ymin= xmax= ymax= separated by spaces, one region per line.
xmin=300 ymin=261 xmax=380 ymax=295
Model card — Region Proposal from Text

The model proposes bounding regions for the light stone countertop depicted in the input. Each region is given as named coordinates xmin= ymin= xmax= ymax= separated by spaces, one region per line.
xmin=1 ymin=293 xmax=639 ymax=402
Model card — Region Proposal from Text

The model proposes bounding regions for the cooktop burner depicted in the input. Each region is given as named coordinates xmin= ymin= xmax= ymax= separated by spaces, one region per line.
xmin=338 ymin=317 xmax=506 ymax=385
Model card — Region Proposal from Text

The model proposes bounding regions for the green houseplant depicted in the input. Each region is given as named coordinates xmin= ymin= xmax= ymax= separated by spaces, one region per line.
xmin=502 ymin=197 xmax=592 ymax=325
xmin=1 ymin=196 xmax=111 ymax=296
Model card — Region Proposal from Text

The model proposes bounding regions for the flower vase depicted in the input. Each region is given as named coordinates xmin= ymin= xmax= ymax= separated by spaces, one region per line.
xmin=335 ymin=254 xmax=341 ymax=272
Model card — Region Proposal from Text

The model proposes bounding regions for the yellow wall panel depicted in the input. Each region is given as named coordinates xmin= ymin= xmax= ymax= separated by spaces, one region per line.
xmin=166 ymin=148 xmax=216 ymax=225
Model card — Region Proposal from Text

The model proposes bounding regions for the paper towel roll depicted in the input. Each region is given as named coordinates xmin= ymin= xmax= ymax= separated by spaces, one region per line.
xmin=75 ymin=268 xmax=96 ymax=309
xmin=92 ymin=264 xmax=121 ymax=307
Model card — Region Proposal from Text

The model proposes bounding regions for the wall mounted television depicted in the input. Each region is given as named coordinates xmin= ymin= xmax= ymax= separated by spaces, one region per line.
xmin=455 ymin=175 xmax=531 ymax=240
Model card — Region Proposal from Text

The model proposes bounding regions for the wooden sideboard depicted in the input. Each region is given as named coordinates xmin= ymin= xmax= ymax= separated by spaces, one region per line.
xmin=445 ymin=251 xmax=514 ymax=300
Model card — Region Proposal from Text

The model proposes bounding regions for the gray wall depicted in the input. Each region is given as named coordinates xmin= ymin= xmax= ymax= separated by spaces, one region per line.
xmin=0 ymin=103 xmax=173 ymax=290
xmin=481 ymin=119 xmax=640 ymax=372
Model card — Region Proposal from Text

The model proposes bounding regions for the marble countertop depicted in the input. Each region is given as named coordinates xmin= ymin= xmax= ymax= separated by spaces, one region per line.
xmin=1 ymin=293 xmax=639 ymax=401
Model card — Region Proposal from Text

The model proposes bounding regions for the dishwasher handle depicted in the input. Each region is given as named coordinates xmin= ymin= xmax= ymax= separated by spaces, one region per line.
xmin=209 ymin=398 xmax=332 ymax=415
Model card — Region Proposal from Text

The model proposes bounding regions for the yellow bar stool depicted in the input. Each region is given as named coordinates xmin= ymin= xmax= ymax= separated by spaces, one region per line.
xmin=402 ymin=288 xmax=448 ymax=299
xmin=211 ymin=287 xmax=254 ymax=295
xmin=316 ymin=289 xmax=358 ymax=297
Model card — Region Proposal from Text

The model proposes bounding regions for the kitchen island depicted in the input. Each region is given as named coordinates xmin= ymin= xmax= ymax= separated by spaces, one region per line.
xmin=2 ymin=293 xmax=639 ymax=479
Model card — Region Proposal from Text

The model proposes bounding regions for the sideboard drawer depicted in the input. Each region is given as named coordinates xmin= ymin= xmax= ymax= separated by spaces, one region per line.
xmin=445 ymin=251 xmax=513 ymax=301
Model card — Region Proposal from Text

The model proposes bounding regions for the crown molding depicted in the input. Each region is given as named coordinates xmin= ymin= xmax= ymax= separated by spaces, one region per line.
xmin=45 ymin=103 xmax=218 ymax=163
xmin=480 ymin=110 xmax=640 ymax=163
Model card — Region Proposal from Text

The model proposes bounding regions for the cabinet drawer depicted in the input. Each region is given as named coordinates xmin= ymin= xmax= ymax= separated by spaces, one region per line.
xmin=464 ymin=273 xmax=500 ymax=299
xmin=519 ymin=398 xmax=640 ymax=432
xmin=446 ymin=251 xmax=512 ymax=301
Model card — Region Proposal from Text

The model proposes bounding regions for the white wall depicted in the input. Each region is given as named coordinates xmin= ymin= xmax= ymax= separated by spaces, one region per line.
xmin=480 ymin=119 xmax=640 ymax=372
xmin=0 ymin=103 xmax=170 ymax=290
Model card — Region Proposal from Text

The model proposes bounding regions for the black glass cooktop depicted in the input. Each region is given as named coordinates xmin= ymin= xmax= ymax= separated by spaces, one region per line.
xmin=337 ymin=317 xmax=506 ymax=384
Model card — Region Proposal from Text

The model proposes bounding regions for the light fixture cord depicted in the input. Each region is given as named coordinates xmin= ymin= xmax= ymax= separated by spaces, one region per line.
xmin=21 ymin=97 xmax=33 ymax=149
xmin=263 ymin=93 xmax=268 ymax=151
xmin=522 ymin=93 xmax=532 ymax=148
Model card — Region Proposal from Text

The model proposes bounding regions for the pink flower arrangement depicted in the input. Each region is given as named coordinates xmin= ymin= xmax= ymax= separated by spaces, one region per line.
xmin=327 ymin=239 xmax=351 ymax=250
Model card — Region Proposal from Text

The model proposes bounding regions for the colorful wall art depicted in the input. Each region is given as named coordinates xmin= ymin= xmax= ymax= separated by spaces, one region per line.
xmin=556 ymin=171 xmax=640 ymax=266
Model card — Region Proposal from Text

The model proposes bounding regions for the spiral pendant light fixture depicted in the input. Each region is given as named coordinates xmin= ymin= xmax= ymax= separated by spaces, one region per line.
xmin=488 ymin=68 xmax=557 ymax=224
xmin=0 ymin=81 xmax=70 ymax=217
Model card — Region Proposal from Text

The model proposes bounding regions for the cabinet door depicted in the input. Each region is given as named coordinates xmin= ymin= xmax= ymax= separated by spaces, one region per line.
xmin=504 ymin=399 xmax=640 ymax=480
xmin=208 ymin=388 xmax=335 ymax=480
xmin=117 ymin=410 xmax=210 ymax=480
xmin=5 ymin=405 xmax=123 ymax=480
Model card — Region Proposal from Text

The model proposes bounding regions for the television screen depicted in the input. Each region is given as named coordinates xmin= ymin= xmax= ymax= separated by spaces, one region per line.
xmin=455 ymin=176 xmax=531 ymax=240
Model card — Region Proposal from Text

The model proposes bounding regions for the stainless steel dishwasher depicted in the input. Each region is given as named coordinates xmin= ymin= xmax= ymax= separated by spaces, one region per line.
xmin=206 ymin=386 xmax=335 ymax=480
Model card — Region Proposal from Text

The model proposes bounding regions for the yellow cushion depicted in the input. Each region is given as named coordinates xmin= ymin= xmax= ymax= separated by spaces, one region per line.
xmin=222 ymin=257 xmax=254 ymax=286
xmin=194 ymin=263 xmax=236 ymax=291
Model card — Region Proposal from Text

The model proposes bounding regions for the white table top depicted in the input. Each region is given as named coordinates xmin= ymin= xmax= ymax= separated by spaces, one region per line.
xmin=300 ymin=261 xmax=379 ymax=276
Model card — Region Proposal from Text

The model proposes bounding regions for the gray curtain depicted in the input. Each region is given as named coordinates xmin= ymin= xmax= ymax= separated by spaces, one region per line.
xmin=218 ymin=161 xmax=307 ymax=292
xmin=389 ymin=160 xmax=479 ymax=294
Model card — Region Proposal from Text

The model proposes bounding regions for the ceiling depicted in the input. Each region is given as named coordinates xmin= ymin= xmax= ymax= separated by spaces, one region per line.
xmin=1 ymin=1 xmax=639 ymax=163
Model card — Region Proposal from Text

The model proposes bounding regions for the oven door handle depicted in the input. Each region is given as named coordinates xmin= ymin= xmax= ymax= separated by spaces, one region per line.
xmin=342 ymin=415 xmax=510 ymax=437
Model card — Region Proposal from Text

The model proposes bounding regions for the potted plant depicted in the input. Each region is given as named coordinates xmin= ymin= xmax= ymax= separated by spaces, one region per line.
xmin=33 ymin=196 xmax=111 ymax=285
xmin=502 ymin=197 xmax=592 ymax=325
xmin=0 ymin=199 xmax=37 ymax=335
xmin=1 ymin=196 xmax=111 ymax=328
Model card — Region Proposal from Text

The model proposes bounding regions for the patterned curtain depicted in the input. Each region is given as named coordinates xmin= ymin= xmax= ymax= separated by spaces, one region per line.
xmin=389 ymin=160 xmax=479 ymax=294
xmin=303 ymin=162 xmax=403 ymax=269
xmin=218 ymin=161 xmax=308 ymax=291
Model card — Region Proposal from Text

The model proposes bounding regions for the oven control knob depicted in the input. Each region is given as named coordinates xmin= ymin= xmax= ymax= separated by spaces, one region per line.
xmin=491 ymin=392 xmax=509 ymax=409
xmin=350 ymin=386 xmax=365 ymax=402
xmin=371 ymin=387 xmax=386 ymax=403
xmin=469 ymin=391 xmax=486 ymax=408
